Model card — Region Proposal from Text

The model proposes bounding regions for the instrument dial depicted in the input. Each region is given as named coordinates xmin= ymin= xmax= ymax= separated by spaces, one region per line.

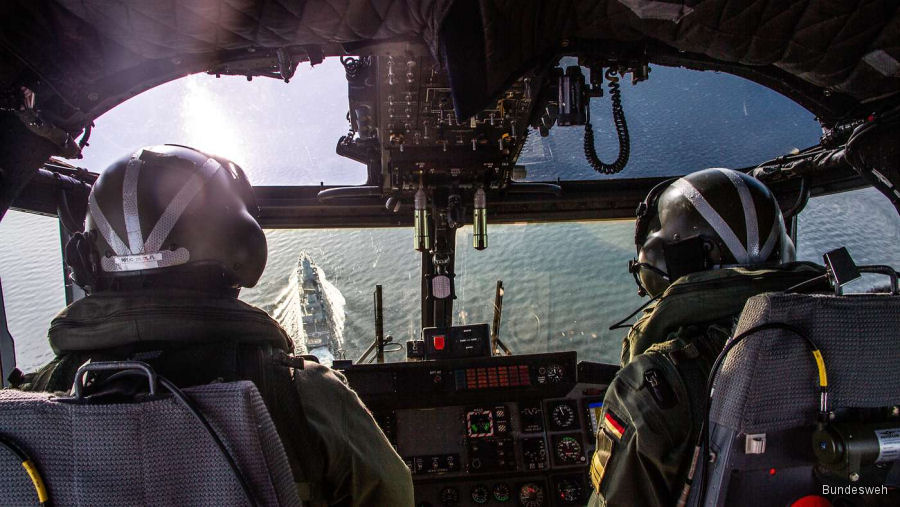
xmin=519 ymin=403 xmax=544 ymax=433
xmin=492 ymin=483 xmax=511 ymax=502
xmin=439 ymin=486 xmax=459 ymax=506
xmin=551 ymin=403 xmax=575 ymax=429
xmin=556 ymin=478 xmax=583 ymax=504
xmin=471 ymin=485 xmax=489 ymax=504
xmin=521 ymin=437 xmax=547 ymax=470
xmin=518 ymin=483 xmax=545 ymax=507
xmin=545 ymin=364 xmax=563 ymax=382
xmin=554 ymin=436 xmax=583 ymax=464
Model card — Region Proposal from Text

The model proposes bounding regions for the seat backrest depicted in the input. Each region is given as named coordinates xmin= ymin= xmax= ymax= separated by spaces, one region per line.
xmin=699 ymin=292 xmax=900 ymax=506
xmin=0 ymin=380 xmax=302 ymax=506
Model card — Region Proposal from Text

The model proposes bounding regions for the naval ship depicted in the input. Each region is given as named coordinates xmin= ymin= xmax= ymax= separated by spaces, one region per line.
xmin=297 ymin=253 xmax=344 ymax=363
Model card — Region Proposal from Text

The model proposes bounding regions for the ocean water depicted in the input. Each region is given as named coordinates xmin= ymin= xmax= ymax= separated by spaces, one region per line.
xmin=4 ymin=187 xmax=897 ymax=373
xmin=2 ymin=62 xmax=899 ymax=372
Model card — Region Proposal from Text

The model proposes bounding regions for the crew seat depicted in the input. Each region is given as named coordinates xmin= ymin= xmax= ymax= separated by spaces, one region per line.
xmin=696 ymin=291 xmax=900 ymax=506
xmin=0 ymin=362 xmax=302 ymax=506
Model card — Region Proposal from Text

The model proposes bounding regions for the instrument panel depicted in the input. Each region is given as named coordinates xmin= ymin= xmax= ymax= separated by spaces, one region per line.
xmin=341 ymin=353 xmax=618 ymax=506
xmin=342 ymin=52 xmax=538 ymax=193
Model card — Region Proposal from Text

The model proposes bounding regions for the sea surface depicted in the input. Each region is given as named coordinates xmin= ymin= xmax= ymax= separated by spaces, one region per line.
xmin=2 ymin=61 xmax=899 ymax=372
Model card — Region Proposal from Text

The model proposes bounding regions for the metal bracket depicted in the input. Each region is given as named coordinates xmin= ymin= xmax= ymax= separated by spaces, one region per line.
xmin=72 ymin=360 xmax=158 ymax=398
xmin=745 ymin=433 xmax=767 ymax=454
xmin=0 ymin=278 xmax=16 ymax=388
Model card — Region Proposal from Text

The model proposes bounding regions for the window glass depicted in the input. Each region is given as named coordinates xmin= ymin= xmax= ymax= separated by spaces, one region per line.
xmin=453 ymin=222 xmax=641 ymax=364
xmin=518 ymin=63 xmax=822 ymax=181
xmin=6 ymin=58 xmax=897 ymax=371
xmin=798 ymin=188 xmax=900 ymax=293
xmin=73 ymin=61 xmax=822 ymax=186
xmin=239 ymin=222 xmax=642 ymax=366
xmin=240 ymin=228 xmax=421 ymax=363
xmin=0 ymin=211 xmax=65 ymax=372
xmin=77 ymin=59 xmax=365 ymax=186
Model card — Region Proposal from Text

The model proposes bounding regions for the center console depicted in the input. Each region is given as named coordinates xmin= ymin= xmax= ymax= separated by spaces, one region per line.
xmin=341 ymin=352 xmax=618 ymax=506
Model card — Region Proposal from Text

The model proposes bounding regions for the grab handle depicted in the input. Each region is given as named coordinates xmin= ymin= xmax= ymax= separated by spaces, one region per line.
xmin=72 ymin=360 xmax=158 ymax=398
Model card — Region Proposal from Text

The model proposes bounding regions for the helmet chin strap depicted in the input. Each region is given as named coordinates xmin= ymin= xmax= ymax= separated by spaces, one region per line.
xmin=610 ymin=263 xmax=665 ymax=331
xmin=628 ymin=259 xmax=670 ymax=298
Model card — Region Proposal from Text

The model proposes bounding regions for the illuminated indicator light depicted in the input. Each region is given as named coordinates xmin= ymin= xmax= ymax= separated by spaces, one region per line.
xmin=433 ymin=335 xmax=445 ymax=350
xmin=769 ymin=468 xmax=776 ymax=476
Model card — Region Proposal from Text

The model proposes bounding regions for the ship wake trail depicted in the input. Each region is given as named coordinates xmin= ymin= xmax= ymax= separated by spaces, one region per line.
xmin=271 ymin=252 xmax=346 ymax=365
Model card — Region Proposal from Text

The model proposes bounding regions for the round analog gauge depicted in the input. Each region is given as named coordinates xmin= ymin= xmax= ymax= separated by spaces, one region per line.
xmin=439 ymin=486 xmax=459 ymax=506
xmin=545 ymin=364 xmax=563 ymax=382
xmin=555 ymin=436 xmax=583 ymax=464
xmin=551 ymin=403 xmax=576 ymax=428
xmin=556 ymin=478 xmax=583 ymax=503
xmin=518 ymin=483 xmax=545 ymax=507
xmin=471 ymin=485 xmax=489 ymax=504
xmin=492 ymin=483 xmax=511 ymax=502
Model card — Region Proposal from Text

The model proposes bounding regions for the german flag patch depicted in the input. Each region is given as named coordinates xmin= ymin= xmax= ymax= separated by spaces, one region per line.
xmin=603 ymin=410 xmax=626 ymax=440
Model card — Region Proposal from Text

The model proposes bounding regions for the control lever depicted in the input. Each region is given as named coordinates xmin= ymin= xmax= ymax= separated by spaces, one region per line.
xmin=357 ymin=284 xmax=397 ymax=364
xmin=491 ymin=280 xmax=512 ymax=356
xmin=473 ymin=188 xmax=488 ymax=250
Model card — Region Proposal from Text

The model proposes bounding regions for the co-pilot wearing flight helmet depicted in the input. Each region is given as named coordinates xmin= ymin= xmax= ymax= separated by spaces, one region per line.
xmin=21 ymin=145 xmax=414 ymax=506
xmin=590 ymin=168 xmax=826 ymax=506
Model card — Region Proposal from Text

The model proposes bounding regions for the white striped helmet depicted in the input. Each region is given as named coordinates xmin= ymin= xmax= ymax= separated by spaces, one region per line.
xmin=632 ymin=168 xmax=795 ymax=297
xmin=78 ymin=145 xmax=266 ymax=289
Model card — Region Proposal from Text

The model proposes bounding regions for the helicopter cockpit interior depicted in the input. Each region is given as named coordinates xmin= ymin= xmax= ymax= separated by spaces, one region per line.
xmin=1 ymin=2 xmax=899 ymax=506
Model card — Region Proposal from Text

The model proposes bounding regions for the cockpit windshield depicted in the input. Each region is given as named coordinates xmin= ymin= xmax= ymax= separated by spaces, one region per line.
xmin=78 ymin=60 xmax=367 ymax=186
xmin=517 ymin=62 xmax=822 ymax=181
xmin=74 ymin=58 xmax=823 ymax=184
xmin=3 ymin=60 xmax=899 ymax=372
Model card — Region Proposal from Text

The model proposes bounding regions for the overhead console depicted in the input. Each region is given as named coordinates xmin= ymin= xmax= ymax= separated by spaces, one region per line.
xmin=337 ymin=50 xmax=537 ymax=195
xmin=340 ymin=352 xmax=618 ymax=507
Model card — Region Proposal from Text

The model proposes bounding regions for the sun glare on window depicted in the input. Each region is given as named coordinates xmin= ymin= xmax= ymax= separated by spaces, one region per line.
xmin=179 ymin=77 xmax=249 ymax=172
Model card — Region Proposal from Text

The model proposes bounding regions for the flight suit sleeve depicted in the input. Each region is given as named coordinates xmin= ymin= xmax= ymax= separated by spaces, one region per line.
xmin=296 ymin=363 xmax=415 ymax=506
xmin=588 ymin=352 xmax=694 ymax=507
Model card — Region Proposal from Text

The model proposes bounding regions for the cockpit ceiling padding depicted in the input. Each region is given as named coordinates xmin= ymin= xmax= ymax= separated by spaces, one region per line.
xmin=0 ymin=0 xmax=897 ymax=131
xmin=440 ymin=0 xmax=899 ymax=119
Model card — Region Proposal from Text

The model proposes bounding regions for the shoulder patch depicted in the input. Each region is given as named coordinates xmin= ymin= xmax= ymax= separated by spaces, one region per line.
xmin=603 ymin=409 xmax=627 ymax=440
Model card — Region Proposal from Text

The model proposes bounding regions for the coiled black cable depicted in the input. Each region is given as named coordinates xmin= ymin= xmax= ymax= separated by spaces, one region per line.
xmin=340 ymin=56 xmax=368 ymax=80
xmin=584 ymin=69 xmax=630 ymax=174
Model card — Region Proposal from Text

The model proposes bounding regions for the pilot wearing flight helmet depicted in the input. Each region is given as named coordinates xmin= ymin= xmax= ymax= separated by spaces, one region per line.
xmin=589 ymin=168 xmax=826 ymax=506
xmin=21 ymin=145 xmax=415 ymax=506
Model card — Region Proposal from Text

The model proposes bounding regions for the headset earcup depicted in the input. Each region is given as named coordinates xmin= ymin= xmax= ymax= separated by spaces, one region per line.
xmin=634 ymin=178 xmax=677 ymax=253
xmin=64 ymin=232 xmax=98 ymax=290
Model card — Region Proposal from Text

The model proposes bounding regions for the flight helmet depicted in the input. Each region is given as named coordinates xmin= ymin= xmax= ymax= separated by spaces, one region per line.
xmin=630 ymin=168 xmax=795 ymax=297
xmin=66 ymin=145 xmax=266 ymax=292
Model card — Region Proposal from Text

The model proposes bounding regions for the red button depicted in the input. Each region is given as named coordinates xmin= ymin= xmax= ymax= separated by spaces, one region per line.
xmin=433 ymin=335 xmax=445 ymax=350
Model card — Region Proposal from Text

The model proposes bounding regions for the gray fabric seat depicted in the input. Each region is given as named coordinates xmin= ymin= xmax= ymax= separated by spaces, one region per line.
xmin=698 ymin=292 xmax=900 ymax=506
xmin=0 ymin=380 xmax=302 ymax=506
